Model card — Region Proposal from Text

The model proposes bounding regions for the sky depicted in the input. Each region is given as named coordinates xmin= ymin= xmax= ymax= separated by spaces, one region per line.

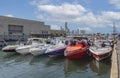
xmin=0 ymin=0 xmax=120 ymax=33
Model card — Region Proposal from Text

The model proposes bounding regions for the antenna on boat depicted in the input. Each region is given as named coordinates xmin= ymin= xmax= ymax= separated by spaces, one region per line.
xmin=113 ymin=22 xmax=116 ymax=35
xmin=113 ymin=22 xmax=116 ymax=41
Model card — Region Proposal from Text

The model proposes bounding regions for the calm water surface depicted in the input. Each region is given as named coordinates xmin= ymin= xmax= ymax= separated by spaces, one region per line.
xmin=0 ymin=51 xmax=111 ymax=78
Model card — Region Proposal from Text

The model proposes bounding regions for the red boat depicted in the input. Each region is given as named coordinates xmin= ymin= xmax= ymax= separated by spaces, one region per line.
xmin=64 ymin=40 xmax=88 ymax=60
xmin=89 ymin=41 xmax=112 ymax=61
xmin=89 ymin=46 xmax=112 ymax=61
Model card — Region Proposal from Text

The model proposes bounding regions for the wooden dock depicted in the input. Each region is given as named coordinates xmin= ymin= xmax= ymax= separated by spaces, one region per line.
xmin=110 ymin=40 xmax=120 ymax=78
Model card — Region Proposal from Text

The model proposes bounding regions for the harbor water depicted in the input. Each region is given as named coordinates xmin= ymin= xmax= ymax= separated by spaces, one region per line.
xmin=0 ymin=51 xmax=111 ymax=78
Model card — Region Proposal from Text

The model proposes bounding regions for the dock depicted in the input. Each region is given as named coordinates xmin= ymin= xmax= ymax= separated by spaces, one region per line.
xmin=117 ymin=40 xmax=120 ymax=78
xmin=110 ymin=40 xmax=120 ymax=78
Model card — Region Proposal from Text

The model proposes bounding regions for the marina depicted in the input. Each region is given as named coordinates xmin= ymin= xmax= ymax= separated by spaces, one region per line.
xmin=1 ymin=0 xmax=120 ymax=77
xmin=0 ymin=36 xmax=114 ymax=78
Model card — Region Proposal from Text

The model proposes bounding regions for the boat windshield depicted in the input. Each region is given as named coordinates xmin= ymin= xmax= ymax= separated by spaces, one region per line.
xmin=32 ymin=39 xmax=43 ymax=43
xmin=104 ymin=41 xmax=111 ymax=46
xmin=26 ymin=38 xmax=43 ymax=45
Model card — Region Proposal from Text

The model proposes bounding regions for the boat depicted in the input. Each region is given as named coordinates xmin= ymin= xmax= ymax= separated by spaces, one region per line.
xmin=64 ymin=36 xmax=88 ymax=60
xmin=2 ymin=40 xmax=23 ymax=52
xmin=16 ymin=38 xmax=45 ymax=55
xmin=89 ymin=41 xmax=112 ymax=61
xmin=30 ymin=45 xmax=47 ymax=56
xmin=2 ymin=45 xmax=20 ymax=52
xmin=45 ymin=39 xmax=66 ymax=57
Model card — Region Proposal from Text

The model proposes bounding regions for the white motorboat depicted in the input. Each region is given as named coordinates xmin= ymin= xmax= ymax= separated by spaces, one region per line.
xmin=30 ymin=38 xmax=59 ymax=56
xmin=89 ymin=41 xmax=112 ymax=61
xmin=2 ymin=40 xmax=23 ymax=52
xmin=16 ymin=38 xmax=45 ymax=55
xmin=30 ymin=45 xmax=47 ymax=56
xmin=2 ymin=45 xmax=19 ymax=52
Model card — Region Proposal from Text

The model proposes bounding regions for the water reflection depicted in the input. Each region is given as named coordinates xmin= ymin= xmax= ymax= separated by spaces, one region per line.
xmin=64 ymin=59 xmax=88 ymax=73
xmin=29 ymin=55 xmax=48 ymax=65
xmin=14 ymin=54 xmax=32 ymax=63
xmin=0 ymin=51 xmax=111 ymax=78
xmin=0 ymin=53 xmax=20 ymax=62
xmin=90 ymin=59 xmax=111 ymax=75
xmin=45 ymin=56 xmax=65 ymax=67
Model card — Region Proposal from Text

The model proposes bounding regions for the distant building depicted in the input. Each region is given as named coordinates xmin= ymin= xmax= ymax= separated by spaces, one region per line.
xmin=50 ymin=30 xmax=66 ymax=37
xmin=0 ymin=16 xmax=50 ymax=40
xmin=64 ymin=22 xmax=70 ymax=36
xmin=78 ymin=27 xmax=93 ymax=36
xmin=80 ymin=30 xmax=86 ymax=34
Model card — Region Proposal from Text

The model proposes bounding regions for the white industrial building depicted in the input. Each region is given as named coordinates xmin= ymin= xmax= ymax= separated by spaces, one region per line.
xmin=0 ymin=16 xmax=50 ymax=40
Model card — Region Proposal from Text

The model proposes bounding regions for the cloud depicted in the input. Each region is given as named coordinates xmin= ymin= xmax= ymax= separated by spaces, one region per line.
xmin=32 ymin=1 xmax=120 ymax=28
xmin=73 ymin=12 xmax=98 ymax=27
xmin=30 ymin=0 xmax=50 ymax=5
xmin=4 ymin=14 xmax=14 ymax=17
xmin=37 ymin=3 xmax=86 ymax=16
xmin=109 ymin=0 xmax=120 ymax=9
xmin=36 ymin=3 xmax=87 ymax=22
xmin=78 ymin=11 xmax=120 ymax=28
xmin=96 ymin=11 xmax=120 ymax=27
xmin=50 ymin=25 xmax=61 ymax=30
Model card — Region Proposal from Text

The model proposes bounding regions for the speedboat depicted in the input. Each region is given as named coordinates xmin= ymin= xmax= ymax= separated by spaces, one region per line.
xmin=89 ymin=41 xmax=112 ymax=61
xmin=64 ymin=37 xmax=88 ymax=60
xmin=2 ymin=45 xmax=20 ymax=52
xmin=30 ymin=45 xmax=47 ymax=56
xmin=2 ymin=40 xmax=23 ymax=52
xmin=64 ymin=41 xmax=88 ymax=60
xmin=45 ymin=39 xmax=66 ymax=57
xmin=16 ymin=38 xmax=45 ymax=55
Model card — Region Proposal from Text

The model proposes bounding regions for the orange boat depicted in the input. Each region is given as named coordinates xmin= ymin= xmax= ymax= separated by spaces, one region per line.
xmin=64 ymin=40 xmax=88 ymax=60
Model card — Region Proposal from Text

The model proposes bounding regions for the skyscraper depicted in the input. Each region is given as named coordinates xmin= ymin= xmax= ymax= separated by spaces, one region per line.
xmin=64 ymin=22 xmax=70 ymax=36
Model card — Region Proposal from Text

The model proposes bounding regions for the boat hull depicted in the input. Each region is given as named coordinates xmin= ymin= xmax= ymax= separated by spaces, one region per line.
xmin=64 ymin=42 xmax=88 ymax=60
xmin=16 ymin=48 xmax=30 ymax=55
xmin=89 ymin=47 xmax=112 ymax=61
xmin=46 ymin=48 xmax=66 ymax=57
xmin=91 ymin=52 xmax=111 ymax=61
xmin=64 ymin=48 xmax=87 ymax=60
xmin=2 ymin=49 xmax=16 ymax=52
xmin=2 ymin=45 xmax=19 ymax=52
xmin=30 ymin=48 xmax=46 ymax=56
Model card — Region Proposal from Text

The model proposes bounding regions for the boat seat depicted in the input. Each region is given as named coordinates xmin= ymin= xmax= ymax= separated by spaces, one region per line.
xmin=66 ymin=46 xmax=82 ymax=52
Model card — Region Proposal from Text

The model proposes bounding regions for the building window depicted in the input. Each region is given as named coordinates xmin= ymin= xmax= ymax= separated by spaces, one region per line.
xmin=41 ymin=30 xmax=48 ymax=34
xmin=8 ymin=25 xmax=23 ymax=35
